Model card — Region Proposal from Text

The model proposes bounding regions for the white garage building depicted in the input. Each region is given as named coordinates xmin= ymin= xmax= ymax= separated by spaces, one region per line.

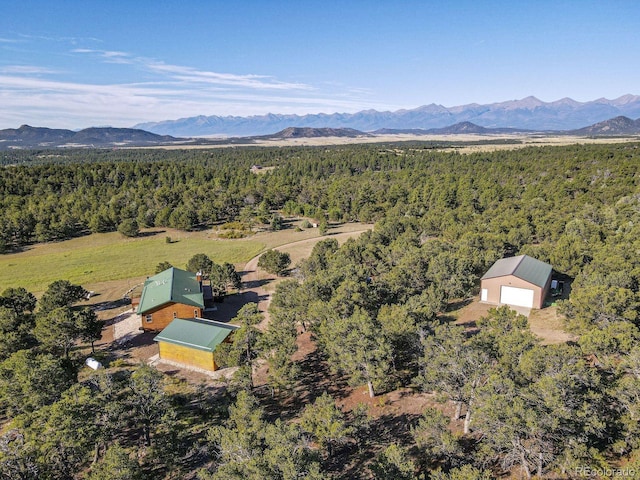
xmin=480 ymin=255 xmax=552 ymax=309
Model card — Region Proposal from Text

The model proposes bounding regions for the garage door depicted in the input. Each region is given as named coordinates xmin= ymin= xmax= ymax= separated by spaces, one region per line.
xmin=500 ymin=286 xmax=534 ymax=308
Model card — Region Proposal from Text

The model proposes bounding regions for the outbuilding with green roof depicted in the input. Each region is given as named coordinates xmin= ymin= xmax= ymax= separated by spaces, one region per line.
xmin=154 ymin=318 xmax=239 ymax=371
xmin=480 ymin=255 xmax=552 ymax=309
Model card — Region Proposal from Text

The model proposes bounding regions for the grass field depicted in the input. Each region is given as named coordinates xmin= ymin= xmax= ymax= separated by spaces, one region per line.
xmin=0 ymin=222 xmax=372 ymax=297
xmin=148 ymin=133 xmax=640 ymax=152
xmin=0 ymin=229 xmax=265 ymax=296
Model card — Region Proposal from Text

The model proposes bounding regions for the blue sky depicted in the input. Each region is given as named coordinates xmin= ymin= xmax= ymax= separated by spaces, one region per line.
xmin=1 ymin=1 xmax=638 ymax=129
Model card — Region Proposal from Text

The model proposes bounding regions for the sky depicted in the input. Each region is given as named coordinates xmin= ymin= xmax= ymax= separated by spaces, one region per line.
xmin=1 ymin=1 xmax=639 ymax=129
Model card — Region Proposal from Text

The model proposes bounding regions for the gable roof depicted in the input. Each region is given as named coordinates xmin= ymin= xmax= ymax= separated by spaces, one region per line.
xmin=153 ymin=318 xmax=239 ymax=352
xmin=481 ymin=255 xmax=552 ymax=288
xmin=137 ymin=267 xmax=204 ymax=314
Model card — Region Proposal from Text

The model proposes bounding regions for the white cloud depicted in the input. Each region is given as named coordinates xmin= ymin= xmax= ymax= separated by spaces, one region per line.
xmin=72 ymin=49 xmax=134 ymax=64
xmin=1 ymin=65 xmax=62 ymax=75
xmin=146 ymin=62 xmax=289 ymax=89
xmin=19 ymin=34 xmax=102 ymax=44
xmin=0 ymin=46 xmax=384 ymax=128
xmin=0 ymin=71 xmax=385 ymax=129
xmin=72 ymin=48 xmax=313 ymax=91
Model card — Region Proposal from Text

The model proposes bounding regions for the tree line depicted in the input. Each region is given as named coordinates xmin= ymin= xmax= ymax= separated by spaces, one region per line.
xmin=2 ymin=142 xmax=639 ymax=257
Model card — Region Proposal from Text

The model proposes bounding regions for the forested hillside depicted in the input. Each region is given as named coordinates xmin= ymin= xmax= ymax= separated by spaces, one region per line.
xmin=1 ymin=142 xmax=639 ymax=254
xmin=1 ymin=142 xmax=640 ymax=478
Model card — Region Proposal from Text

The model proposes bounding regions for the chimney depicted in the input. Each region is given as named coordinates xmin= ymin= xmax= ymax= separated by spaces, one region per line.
xmin=196 ymin=271 xmax=202 ymax=291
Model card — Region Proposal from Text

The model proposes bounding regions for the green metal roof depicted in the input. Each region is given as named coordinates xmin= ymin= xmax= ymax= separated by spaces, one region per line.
xmin=137 ymin=267 xmax=204 ymax=314
xmin=481 ymin=255 xmax=552 ymax=288
xmin=153 ymin=318 xmax=239 ymax=352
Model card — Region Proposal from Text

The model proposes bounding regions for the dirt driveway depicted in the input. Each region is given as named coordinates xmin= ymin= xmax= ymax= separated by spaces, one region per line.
xmin=216 ymin=227 xmax=372 ymax=329
xmin=452 ymin=298 xmax=574 ymax=344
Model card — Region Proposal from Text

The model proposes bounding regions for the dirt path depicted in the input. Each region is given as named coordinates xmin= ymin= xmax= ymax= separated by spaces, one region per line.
xmin=239 ymin=228 xmax=372 ymax=330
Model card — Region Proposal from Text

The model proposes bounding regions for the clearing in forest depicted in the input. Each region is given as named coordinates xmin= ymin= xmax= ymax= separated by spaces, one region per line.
xmin=452 ymin=298 xmax=574 ymax=345
xmin=0 ymin=221 xmax=372 ymax=298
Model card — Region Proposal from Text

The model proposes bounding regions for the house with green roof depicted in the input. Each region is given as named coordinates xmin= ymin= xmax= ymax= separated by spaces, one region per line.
xmin=154 ymin=318 xmax=239 ymax=371
xmin=480 ymin=255 xmax=552 ymax=309
xmin=137 ymin=267 xmax=205 ymax=331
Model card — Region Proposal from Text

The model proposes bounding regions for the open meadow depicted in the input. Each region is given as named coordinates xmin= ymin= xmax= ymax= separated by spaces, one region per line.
xmin=147 ymin=133 xmax=640 ymax=152
xmin=0 ymin=221 xmax=372 ymax=298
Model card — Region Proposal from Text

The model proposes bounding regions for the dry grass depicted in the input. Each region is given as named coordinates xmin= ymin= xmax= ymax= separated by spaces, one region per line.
xmin=0 ymin=221 xmax=372 ymax=300
xmin=254 ymin=133 xmax=640 ymax=149
xmin=276 ymin=227 xmax=371 ymax=268
xmin=139 ymin=134 xmax=640 ymax=153
xmin=250 ymin=165 xmax=277 ymax=174
xmin=0 ymin=228 xmax=264 ymax=296
xmin=528 ymin=306 xmax=576 ymax=345
xmin=452 ymin=300 xmax=494 ymax=325
xmin=452 ymin=298 xmax=574 ymax=345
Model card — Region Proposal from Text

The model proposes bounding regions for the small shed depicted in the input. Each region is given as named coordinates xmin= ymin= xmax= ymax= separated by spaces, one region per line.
xmin=480 ymin=255 xmax=552 ymax=309
xmin=153 ymin=318 xmax=239 ymax=371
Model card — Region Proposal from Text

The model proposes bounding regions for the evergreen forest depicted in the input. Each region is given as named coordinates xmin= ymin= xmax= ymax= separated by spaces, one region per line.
xmin=1 ymin=141 xmax=640 ymax=479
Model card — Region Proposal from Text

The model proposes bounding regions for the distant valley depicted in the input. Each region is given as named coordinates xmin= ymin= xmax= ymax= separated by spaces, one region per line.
xmin=1 ymin=115 xmax=640 ymax=151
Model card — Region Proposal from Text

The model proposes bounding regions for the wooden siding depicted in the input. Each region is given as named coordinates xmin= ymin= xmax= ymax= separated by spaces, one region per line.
xmin=158 ymin=341 xmax=218 ymax=371
xmin=141 ymin=302 xmax=202 ymax=332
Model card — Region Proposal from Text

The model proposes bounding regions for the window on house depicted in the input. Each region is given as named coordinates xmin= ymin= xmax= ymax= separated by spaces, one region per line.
xmin=173 ymin=312 xmax=177 ymax=319
xmin=194 ymin=309 xmax=198 ymax=318
xmin=145 ymin=314 xmax=152 ymax=323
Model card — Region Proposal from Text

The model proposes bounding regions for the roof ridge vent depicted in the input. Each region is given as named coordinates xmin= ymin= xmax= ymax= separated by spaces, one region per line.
xmin=513 ymin=255 xmax=526 ymax=271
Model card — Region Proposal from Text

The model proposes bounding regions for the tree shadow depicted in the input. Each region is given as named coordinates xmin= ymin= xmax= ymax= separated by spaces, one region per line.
xmin=259 ymin=346 xmax=351 ymax=423
xmin=137 ymin=229 xmax=165 ymax=238
xmin=277 ymin=218 xmax=299 ymax=230
xmin=89 ymin=297 xmax=131 ymax=312
xmin=109 ymin=331 xmax=156 ymax=355
xmin=440 ymin=314 xmax=458 ymax=324
xmin=324 ymin=411 xmax=424 ymax=478
xmin=242 ymin=278 xmax=274 ymax=289
xmin=2 ymin=245 xmax=31 ymax=254
xmin=210 ymin=291 xmax=270 ymax=322
xmin=446 ymin=297 xmax=473 ymax=312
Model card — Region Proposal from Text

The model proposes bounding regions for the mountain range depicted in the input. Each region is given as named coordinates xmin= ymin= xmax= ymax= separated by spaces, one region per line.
xmin=135 ymin=95 xmax=640 ymax=137
xmin=372 ymin=122 xmax=531 ymax=135
xmin=1 ymin=115 xmax=640 ymax=151
xmin=264 ymin=117 xmax=640 ymax=138
xmin=258 ymin=127 xmax=371 ymax=139
xmin=0 ymin=125 xmax=178 ymax=149
xmin=571 ymin=115 xmax=640 ymax=135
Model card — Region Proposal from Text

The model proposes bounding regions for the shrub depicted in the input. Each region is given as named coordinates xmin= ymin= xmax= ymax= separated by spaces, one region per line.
xmin=318 ymin=218 xmax=329 ymax=236
xmin=270 ymin=214 xmax=283 ymax=231
xmin=117 ymin=219 xmax=139 ymax=237
xmin=258 ymin=250 xmax=291 ymax=276
xmin=218 ymin=230 xmax=248 ymax=239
